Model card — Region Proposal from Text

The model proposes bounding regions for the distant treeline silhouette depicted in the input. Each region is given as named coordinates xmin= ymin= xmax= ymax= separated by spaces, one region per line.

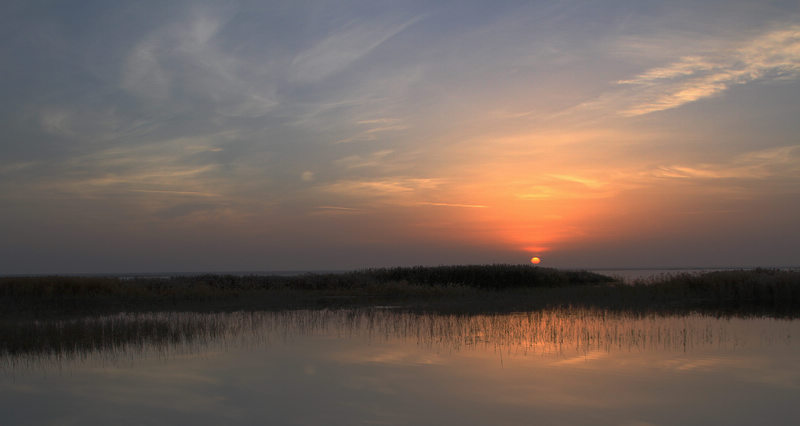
xmin=1 ymin=265 xmax=798 ymax=318
xmin=359 ymin=264 xmax=612 ymax=288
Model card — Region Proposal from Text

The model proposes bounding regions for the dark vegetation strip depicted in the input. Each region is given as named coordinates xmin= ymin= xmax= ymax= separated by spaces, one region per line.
xmin=0 ymin=313 xmax=224 ymax=357
xmin=1 ymin=265 xmax=799 ymax=319
xmin=1 ymin=266 xmax=799 ymax=358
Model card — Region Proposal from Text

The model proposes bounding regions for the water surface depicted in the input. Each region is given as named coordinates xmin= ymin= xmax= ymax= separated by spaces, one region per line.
xmin=2 ymin=309 xmax=799 ymax=425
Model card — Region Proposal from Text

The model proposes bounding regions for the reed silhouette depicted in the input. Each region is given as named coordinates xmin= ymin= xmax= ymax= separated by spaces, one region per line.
xmin=3 ymin=308 xmax=792 ymax=362
xmin=1 ymin=266 xmax=798 ymax=319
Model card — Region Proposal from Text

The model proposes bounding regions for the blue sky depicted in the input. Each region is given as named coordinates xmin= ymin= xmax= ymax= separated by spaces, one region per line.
xmin=1 ymin=0 xmax=799 ymax=273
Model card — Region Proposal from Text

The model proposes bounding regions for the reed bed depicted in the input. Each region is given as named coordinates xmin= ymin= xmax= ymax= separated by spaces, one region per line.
xmin=1 ymin=266 xmax=798 ymax=319
xmin=3 ymin=308 xmax=796 ymax=368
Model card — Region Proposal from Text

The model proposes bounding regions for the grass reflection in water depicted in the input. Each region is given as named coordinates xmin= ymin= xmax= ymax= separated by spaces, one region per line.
xmin=2 ymin=309 xmax=795 ymax=372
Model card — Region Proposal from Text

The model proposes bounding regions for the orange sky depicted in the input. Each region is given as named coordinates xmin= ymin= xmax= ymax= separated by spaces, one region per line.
xmin=1 ymin=1 xmax=799 ymax=272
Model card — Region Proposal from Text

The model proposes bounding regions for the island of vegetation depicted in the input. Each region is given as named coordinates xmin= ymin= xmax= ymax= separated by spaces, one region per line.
xmin=2 ymin=265 xmax=798 ymax=319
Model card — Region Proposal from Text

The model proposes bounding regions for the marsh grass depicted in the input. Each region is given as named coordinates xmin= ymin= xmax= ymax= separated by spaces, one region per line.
xmin=3 ymin=308 xmax=797 ymax=367
xmin=357 ymin=265 xmax=613 ymax=288
xmin=1 ymin=266 xmax=798 ymax=319
xmin=0 ymin=265 xmax=603 ymax=318
xmin=0 ymin=312 xmax=225 ymax=357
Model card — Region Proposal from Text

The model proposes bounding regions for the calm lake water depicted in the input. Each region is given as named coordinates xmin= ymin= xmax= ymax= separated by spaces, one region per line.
xmin=2 ymin=309 xmax=799 ymax=425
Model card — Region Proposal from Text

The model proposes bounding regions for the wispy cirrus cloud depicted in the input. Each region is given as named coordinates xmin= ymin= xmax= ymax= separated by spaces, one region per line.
xmin=122 ymin=13 xmax=278 ymax=118
xmin=320 ymin=177 xmax=443 ymax=197
xmin=649 ymin=145 xmax=800 ymax=181
xmin=417 ymin=202 xmax=487 ymax=208
xmin=309 ymin=205 xmax=366 ymax=216
xmin=616 ymin=24 xmax=800 ymax=116
xmin=335 ymin=150 xmax=395 ymax=169
xmin=289 ymin=16 xmax=423 ymax=83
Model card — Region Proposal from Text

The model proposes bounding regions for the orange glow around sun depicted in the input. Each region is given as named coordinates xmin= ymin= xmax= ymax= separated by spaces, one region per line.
xmin=398 ymin=139 xmax=638 ymax=259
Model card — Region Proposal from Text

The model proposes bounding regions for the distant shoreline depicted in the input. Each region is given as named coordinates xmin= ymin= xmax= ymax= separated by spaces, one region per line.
xmin=4 ymin=265 xmax=799 ymax=279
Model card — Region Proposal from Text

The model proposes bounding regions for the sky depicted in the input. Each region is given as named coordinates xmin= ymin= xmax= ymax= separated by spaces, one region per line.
xmin=1 ymin=0 xmax=799 ymax=274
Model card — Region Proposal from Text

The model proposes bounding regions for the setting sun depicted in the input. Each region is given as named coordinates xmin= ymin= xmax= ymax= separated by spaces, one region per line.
xmin=0 ymin=1 xmax=798 ymax=273
xmin=530 ymin=257 xmax=541 ymax=265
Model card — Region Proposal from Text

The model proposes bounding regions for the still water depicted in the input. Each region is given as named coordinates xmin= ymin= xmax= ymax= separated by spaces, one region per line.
xmin=2 ymin=309 xmax=799 ymax=425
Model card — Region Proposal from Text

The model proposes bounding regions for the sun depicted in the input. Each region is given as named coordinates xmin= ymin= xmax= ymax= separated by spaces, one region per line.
xmin=530 ymin=257 xmax=541 ymax=265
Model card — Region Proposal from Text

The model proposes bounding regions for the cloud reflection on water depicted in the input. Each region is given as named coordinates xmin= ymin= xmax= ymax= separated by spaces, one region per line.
xmin=2 ymin=309 xmax=799 ymax=425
